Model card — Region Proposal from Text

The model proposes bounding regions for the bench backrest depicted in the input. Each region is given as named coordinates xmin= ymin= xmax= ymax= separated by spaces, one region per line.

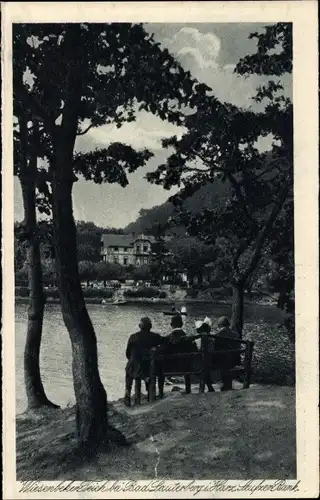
xmin=137 ymin=335 xmax=252 ymax=379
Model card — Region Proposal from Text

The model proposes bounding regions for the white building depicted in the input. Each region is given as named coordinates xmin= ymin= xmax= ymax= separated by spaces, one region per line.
xmin=100 ymin=233 xmax=155 ymax=266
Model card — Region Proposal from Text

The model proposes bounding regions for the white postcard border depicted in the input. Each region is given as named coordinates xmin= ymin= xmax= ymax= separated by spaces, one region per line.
xmin=2 ymin=1 xmax=319 ymax=498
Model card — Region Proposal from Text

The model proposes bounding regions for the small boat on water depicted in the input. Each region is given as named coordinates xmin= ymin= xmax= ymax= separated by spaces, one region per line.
xmin=162 ymin=306 xmax=188 ymax=316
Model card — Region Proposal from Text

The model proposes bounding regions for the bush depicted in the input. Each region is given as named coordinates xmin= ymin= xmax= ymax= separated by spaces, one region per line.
xmin=15 ymin=286 xmax=114 ymax=300
xmin=159 ymin=291 xmax=167 ymax=299
xmin=186 ymin=287 xmax=199 ymax=298
xmin=210 ymin=286 xmax=233 ymax=298
xmin=124 ymin=287 xmax=160 ymax=298
xmin=84 ymin=288 xmax=113 ymax=298
xmin=46 ymin=288 xmax=60 ymax=298
xmin=15 ymin=279 xmax=28 ymax=287
xmin=15 ymin=286 xmax=29 ymax=297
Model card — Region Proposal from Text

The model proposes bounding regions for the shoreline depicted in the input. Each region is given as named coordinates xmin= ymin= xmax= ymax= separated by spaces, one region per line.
xmin=15 ymin=296 xmax=278 ymax=307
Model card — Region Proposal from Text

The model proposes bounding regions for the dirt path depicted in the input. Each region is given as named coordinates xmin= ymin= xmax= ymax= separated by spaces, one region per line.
xmin=16 ymin=385 xmax=295 ymax=480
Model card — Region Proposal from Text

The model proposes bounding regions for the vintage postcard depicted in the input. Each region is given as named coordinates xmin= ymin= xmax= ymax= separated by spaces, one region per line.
xmin=1 ymin=1 xmax=319 ymax=498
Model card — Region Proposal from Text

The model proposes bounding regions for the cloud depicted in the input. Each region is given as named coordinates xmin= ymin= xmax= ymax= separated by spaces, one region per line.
xmin=75 ymin=110 xmax=186 ymax=154
xmin=161 ymin=27 xmax=291 ymax=110
xmin=163 ymin=27 xmax=221 ymax=69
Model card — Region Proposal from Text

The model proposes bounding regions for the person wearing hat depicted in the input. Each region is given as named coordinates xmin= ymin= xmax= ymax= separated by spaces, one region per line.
xmin=195 ymin=317 xmax=215 ymax=392
xmin=215 ymin=316 xmax=239 ymax=391
xmin=159 ymin=314 xmax=198 ymax=394
xmin=124 ymin=317 xmax=165 ymax=406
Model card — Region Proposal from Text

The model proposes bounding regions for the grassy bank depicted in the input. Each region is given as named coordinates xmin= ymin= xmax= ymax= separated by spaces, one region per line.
xmin=242 ymin=322 xmax=295 ymax=386
xmin=16 ymin=385 xmax=296 ymax=481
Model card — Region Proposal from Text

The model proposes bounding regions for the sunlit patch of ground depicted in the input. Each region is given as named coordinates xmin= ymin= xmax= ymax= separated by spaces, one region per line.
xmin=16 ymin=385 xmax=295 ymax=481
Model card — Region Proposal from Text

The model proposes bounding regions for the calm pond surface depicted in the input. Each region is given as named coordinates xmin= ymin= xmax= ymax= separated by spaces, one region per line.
xmin=15 ymin=301 xmax=286 ymax=414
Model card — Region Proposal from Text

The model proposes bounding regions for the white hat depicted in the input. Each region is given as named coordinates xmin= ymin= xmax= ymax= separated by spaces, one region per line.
xmin=195 ymin=316 xmax=212 ymax=329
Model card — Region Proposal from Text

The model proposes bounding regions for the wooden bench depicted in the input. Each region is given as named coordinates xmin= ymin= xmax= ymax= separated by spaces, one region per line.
xmin=145 ymin=335 xmax=254 ymax=403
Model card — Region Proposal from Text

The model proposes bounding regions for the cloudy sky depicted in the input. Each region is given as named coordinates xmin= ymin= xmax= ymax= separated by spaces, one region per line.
xmin=14 ymin=23 xmax=291 ymax=228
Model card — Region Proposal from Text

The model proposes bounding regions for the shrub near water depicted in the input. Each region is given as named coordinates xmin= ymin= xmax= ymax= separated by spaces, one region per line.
xmin=82 ymin=288 xmax=113 ymax=298
xmin=15 ymin=286 xmax=29 ymax=297
xmin=124 ymin=287 xmax=166 ymax=299
xmin=243 ymin=321 xmax=295 ymax=386
xmin=15 ymin=286 xmax=114 ymax=299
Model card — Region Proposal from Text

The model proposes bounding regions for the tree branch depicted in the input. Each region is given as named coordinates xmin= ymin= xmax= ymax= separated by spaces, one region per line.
xmin=190 ymin=148 xmax=234 ymax=173
xmin=241 ymin=181 xmax=290 ymax=283
xmin=76 ymin=123 xmax=94 ymax=136
xmin=232 ymin=237 xmax=254 ymax=277
xmin=251 ymin=288 xmax=278 ymax=301
xmin=14 ymin=80 xmax=55 ymax=132
xmin=227 ymin=172 xmax=259 ymax=228
xmin=253 ymin=165 xmax=281 ymax=181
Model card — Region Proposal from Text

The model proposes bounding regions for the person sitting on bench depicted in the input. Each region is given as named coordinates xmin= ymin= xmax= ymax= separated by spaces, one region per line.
xmin=195 ymin=317 xmax=215 ymax=392
xmin=215 ymin=316 xmax=240 ymax=391
xmin=124 ymin=317 xmax=164 ymax=407
xmin=159 ymin=314 xmax=198 ymax=394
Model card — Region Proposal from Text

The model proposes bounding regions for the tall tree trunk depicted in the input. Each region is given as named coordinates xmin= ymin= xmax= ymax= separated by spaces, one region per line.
xmin=51 ymin=158 xmax=108 ymax=455
xmin=231 ymin=182 xmax=290 ymax=338
xmin=231 ymin=280 xmax=245 ymax=339
xmin=19 ymin=118 xmax=59 ymax=410
xmin=44 ymin=25 xmax=122 ymax=454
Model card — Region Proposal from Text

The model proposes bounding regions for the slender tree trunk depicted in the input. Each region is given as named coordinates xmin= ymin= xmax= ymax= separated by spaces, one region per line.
xmin=43 ymin=25 xmax=122 ymax=453
xmin=19 ymin=115 xmax=59 ymax=410
xmin=231 ymin=280 xmax=245 ymax=339
xmin=230 ymin=182 xmax=290 ymax=339
xmin=51 ymin=158 xmax=108 ymax=454
xmin=22 ymin=215 xmax=59 ymax=410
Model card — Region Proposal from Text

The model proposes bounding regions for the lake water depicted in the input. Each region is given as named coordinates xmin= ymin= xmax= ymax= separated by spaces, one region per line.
xmin=15 ymin=301 xmax=286 ymax=414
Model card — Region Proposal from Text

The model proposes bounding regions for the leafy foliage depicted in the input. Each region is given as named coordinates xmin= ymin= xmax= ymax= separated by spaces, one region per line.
xmin=73 ymin=144 xmax=153 ymax=186
xmin=145 ymin=23 xmax=293 ymax=334
xmin=123 ymin=287 xmax=165 ymax=299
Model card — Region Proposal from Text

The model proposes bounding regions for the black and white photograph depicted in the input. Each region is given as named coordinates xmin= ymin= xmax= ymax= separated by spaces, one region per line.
xmin=1 ymin=1 xmax=318 ymax=498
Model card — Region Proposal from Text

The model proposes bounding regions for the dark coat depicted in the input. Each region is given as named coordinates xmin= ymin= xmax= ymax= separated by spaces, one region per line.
xmin=214 ymin=327 xmax=240 ymax=368
xmin=159 ymin=329 xmax=198 ymax=374
xmin=125 ymin=330 xmax=164 ymax=379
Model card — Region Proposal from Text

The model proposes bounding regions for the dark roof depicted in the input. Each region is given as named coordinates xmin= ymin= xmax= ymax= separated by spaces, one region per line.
xmin=101 ymin=234 xmax=134 ymax=248
xmin=101 ymin=233 xmax=155 ymax=248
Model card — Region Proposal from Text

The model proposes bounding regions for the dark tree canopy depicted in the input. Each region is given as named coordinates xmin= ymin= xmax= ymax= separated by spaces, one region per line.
xmin=13 ymin=22 xmax=204 ymax=451
xmin=146 ymin=23 xmax=293 ymax=335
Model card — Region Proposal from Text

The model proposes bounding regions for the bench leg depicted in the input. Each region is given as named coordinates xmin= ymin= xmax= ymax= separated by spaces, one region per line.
xmin=243 ymin=341 xmax=253 ymax=389
xmin=243 ymin=371 xmax=251 ymax=389
xmin=221 ymin=369 xmax=232 ymax=391
xmin=124 ymin=374 xmax=133 ymax=406
xmin=134 ymin=378 xmax=142 ymax=405
xmin=206 ymin=374 xmax=215 ymax=392
xmin=149 ymin=375 xmax=156 ymax=402
xmin=158 ymin=375 xmax=165 ymax=399
xmin=185 ymin=375 xmax=191 ymax=394
xmin=199 ymin=378 xmax=205 ymax=393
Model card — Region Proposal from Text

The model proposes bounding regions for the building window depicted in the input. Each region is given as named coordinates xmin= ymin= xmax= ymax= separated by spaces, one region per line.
xmin=143 ymin=244 xmax=148 ymax=252
xmin=136 ymin=245 xmax=141 ymax=253
xmin=114 ymin=256 xmax=119 ymax=263
xmin=124 ymin=257 xmax=128 ymax=265
xmin=113 ymin=247 xmax=118 ymax=252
